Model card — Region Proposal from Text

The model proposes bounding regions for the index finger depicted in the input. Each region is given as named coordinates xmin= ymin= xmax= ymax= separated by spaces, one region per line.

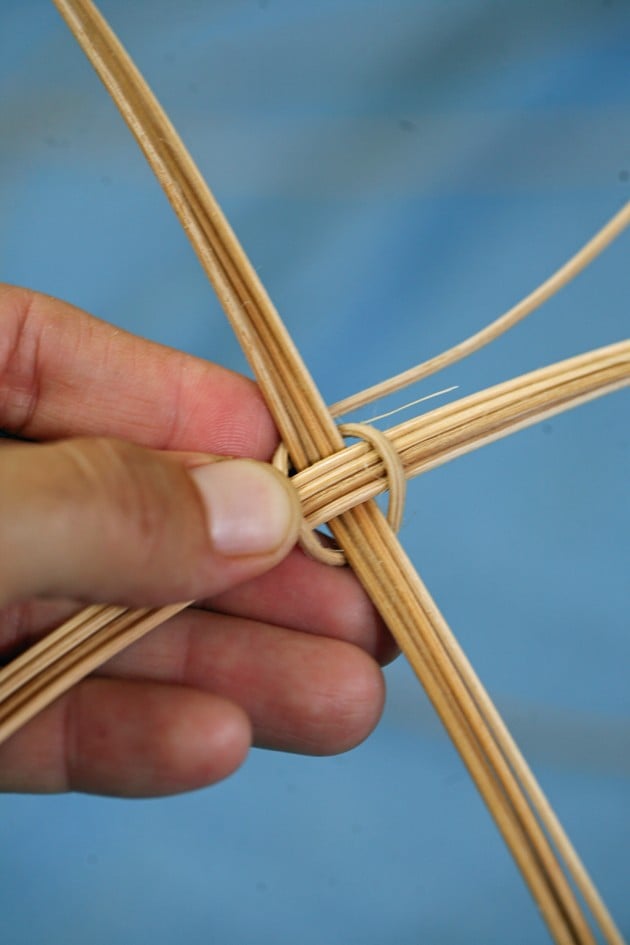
xmin=0 ymin=284 xmax=277 ymax=459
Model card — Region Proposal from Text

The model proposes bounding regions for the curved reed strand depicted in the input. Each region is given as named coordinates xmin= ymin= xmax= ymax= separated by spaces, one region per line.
xmin=330 ymin=201 xmax=630 ymax=418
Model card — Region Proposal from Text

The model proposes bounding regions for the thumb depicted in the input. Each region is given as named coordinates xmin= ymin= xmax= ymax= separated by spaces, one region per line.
xmin=0 ymin=438 xmax=301 ymax=607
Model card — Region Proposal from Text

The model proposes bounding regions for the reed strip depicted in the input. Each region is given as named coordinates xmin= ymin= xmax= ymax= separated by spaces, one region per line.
xmin=297 ymin=341 xmax=629 ymax=523
xmin=26 ymin=2 xmax=627 ymax=941
xmin=330 ymin=201 xmax=630 ymax=417
xmin=0 ymin=604 xmax=188 ymax=746
xmin=0 ymin=604 xmax=122 ymax=699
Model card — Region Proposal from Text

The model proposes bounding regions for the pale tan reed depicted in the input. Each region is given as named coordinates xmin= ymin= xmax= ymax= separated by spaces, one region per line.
xmin=2 ymin=2 xmax=627 ymax=943
xmin=298 ymin=340 xmax=629 ymax=524
xmin=330 ymin=201 xmax=630 ymax=418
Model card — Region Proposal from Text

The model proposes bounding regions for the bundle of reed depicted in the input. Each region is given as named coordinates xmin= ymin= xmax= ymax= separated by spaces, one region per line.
xmin=1 ymin=2 xmax=627 ymax=942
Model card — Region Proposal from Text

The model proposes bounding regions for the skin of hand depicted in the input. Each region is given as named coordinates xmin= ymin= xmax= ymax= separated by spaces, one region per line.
xmin=0 ymin=284 xmax=396 ymax=798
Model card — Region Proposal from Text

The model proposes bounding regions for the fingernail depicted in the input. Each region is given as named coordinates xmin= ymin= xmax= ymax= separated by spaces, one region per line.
xmin=189 ymin=460 xmax=299 ymax=557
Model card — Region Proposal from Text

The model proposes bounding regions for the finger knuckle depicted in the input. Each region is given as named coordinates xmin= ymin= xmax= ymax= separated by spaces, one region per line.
xmin=0 ymin=286 xmax=41 ymax=435
xmin=60 ymin=438 xmax=171 ymax=565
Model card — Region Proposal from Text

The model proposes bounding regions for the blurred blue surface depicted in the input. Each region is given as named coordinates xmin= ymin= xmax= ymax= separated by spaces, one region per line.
xmin=0 ymin=1 xmax=628 ymax=942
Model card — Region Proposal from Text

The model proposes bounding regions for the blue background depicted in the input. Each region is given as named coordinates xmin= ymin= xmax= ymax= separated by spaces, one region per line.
xmin=0 ymin=1 xmax=628 ymax=942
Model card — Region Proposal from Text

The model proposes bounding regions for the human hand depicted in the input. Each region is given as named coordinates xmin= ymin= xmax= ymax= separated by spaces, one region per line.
xmin=0 ymin=285 xmax=393 ymax=797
